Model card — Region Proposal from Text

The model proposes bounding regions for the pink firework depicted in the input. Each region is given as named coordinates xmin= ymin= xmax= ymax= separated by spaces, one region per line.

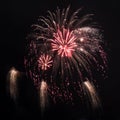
xmin=51 ymin=27 xmax=77 ymax=57
xmin=38 ymin=54 xmax=53 ymax=71
xmin=25 ymin=6 xmax=107 ymax=104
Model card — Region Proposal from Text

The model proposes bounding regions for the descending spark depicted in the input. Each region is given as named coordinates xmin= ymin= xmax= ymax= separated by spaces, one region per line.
xmin=38 ymin=54 xmax=53 ymax=70
xmin=7 ymin=67 xmax=20 ymax=101
xmin=83 ymin=80 xmax=101 ymax=109
xmin=40 ymin=80 xmax=48 ymax=114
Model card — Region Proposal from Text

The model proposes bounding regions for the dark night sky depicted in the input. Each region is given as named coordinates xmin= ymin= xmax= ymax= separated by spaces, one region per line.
xmin=0 ymin=0 xmax=120 ymax=120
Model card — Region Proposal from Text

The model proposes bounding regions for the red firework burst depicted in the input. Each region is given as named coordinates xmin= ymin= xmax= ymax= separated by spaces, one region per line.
xmin=51 ymin=27 xmax=77 ymax=57
xmin=38 ymin=54 xmax=53 ymax=71
xmin=25 ymin=6 xmax=107 ymax=104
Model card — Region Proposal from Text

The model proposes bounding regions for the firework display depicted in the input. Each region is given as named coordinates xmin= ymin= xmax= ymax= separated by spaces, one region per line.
xmin=24 ymin=6 xmax=107 ymax=104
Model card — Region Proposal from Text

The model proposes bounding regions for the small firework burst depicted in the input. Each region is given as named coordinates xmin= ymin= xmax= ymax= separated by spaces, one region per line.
xmin=25 ymin=6 xmax=107 ymax=104
xmin=38 ymin=54 xmax=53 ymax=71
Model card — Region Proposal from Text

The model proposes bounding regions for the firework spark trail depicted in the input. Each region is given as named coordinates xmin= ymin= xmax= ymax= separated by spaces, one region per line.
xmin=83 ymin=80 xmax=101 ymax=109
xmin=7 ymin=67 xmax=19 ymax=101
xmin=40 ymin=80 xmax=48 ymax=115
xmin=25 ymin=6 xmax=107 ymax=104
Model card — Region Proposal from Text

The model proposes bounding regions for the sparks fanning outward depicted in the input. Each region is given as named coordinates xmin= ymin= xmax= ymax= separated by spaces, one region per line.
xmin=52 ymin=27 xmax=77 ymax=57
xmin=25 ymin=6 xmax=107 ymax=104
xmin=38 ymin=54 xmax=53 ymax=70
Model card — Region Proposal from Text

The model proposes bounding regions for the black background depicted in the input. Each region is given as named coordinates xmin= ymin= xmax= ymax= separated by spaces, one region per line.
xmin=0 ymin=0 xmax=120 ymax=120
